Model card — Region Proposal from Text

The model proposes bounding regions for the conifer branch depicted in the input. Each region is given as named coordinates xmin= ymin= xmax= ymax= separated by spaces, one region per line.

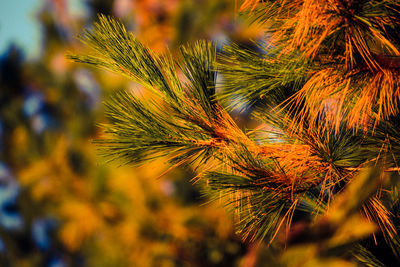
xmin=70 ymin=12 xmax=400 ymax=263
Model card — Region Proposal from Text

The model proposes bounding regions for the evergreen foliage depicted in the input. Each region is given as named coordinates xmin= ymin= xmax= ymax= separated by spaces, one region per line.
xmin=71 ymin=1 xmax=400 ymax=264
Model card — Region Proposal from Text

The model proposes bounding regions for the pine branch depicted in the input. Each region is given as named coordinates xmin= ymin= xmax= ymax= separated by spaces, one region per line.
xmin=70 ymin=16 xmax=338 ymax=245
xmin=227 ymin=1 xmax=400 ymax=129
xmin=69 ymin=16 xmax=274 ymax=182
xmin=70 ymin=13 xmax=400 ymax=263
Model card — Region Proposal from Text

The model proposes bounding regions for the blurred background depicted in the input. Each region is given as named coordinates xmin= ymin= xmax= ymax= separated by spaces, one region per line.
xmin=0 ymin=1 xmax=263 ymax=266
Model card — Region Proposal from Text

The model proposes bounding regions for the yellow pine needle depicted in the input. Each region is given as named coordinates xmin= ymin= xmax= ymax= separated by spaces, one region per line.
xmin=362 ymin=197 xmax=397 ymax=243
xmin=239 ymin=0 xmax=260 ymax=12
xmin=268 ymin=199 xmax=298 ymax=246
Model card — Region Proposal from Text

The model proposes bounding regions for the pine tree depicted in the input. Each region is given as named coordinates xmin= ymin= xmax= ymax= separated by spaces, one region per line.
xmin=71 ymin=1 xmax=400 ymax=265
